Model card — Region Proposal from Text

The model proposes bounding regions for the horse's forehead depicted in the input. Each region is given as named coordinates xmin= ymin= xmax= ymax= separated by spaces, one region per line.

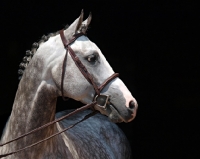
xmin=72 ymin=36 xmax=98 ymax=53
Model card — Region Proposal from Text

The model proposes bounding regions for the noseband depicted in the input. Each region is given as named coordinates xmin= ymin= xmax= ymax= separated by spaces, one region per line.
xmin=60 ymin=30 xmax=119 ymax=108
xmin=0 ymin=30 xmax=119 ymax=158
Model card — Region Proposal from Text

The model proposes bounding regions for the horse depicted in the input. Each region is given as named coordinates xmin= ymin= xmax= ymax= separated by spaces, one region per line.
xmin=0 ymin=10 xmax=138 ymax=159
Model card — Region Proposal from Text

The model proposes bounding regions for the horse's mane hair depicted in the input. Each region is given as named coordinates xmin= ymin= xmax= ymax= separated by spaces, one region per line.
xmin=18 ymin=25 xmax=69 ymax=80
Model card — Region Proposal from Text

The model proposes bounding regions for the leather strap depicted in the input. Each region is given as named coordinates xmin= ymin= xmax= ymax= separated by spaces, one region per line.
xmin=60 ymin=30 xmax=119 ymax=97
xmin=0 ymin=101 xmax=97 ymax=148
xmin=98 ymin=73 xmax=119 ymax=92
xmin=60 ymin=30 xmax=100 ymax=96
xmin=60 ymin=30 xmax=84 ymax=47
xmin=0 ymin=107 xmax=98 ymax=158
xmin=61 ymin=47 xmax=69 ymax=101
xmin=67 ymin=46 xmax=100 ymax=95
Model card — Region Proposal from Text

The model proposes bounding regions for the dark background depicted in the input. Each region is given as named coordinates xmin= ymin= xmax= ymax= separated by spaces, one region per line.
xmin=0 ymin=1 xmax=199 ymax=158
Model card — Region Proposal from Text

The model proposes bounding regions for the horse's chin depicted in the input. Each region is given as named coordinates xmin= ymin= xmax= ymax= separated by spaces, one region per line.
xmin=108 ymin=104 xmax=124 ymax=123
xmin=94 ymin=104 xmax=124 ymax=123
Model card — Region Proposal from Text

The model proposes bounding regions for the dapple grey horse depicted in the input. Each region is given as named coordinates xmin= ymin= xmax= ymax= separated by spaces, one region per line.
xmin=0 ymin=11 xmax=138 ymax=159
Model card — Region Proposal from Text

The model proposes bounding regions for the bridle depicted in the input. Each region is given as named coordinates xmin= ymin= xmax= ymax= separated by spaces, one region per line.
xmin=0 ymin=30 xmax=119 ymax=158
xmin=59 ymin=30 xmax=119 ymax=108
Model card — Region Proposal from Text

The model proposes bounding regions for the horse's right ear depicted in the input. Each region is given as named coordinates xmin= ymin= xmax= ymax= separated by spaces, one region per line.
xmin=67 ymin=10 xmax=84 ymax=34
xmin=80 ymin=12 xmax=92 ymax=34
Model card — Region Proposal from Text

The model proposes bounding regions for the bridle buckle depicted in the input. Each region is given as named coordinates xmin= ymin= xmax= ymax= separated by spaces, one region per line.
xmin=94 ymin=94 xmax=110 ymax=109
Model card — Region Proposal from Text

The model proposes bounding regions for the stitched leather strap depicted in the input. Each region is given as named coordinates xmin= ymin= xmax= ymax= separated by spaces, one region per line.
xmin=60 ymin=30 xmax=119 ymax=97
xmin=98 ymin=73 xmax=119 ymax=92
xmin=0 ymin=112 xmax=96 ymax=158
xmin=0 ymin=101 xmax=97 ymax=148
xmin=60 ymin=30 xmax=100 ymax=96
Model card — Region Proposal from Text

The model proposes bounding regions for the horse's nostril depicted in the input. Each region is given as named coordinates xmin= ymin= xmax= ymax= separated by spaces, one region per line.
xmin=129 ymin=100 xmax=135 ymax=109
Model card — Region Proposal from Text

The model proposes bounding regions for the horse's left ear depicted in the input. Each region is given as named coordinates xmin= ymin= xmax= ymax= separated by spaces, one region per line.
xmin=80 ymin=12 xmax=92 ymax=34
xmin=75 ymin=10 xmax=84 ymax=33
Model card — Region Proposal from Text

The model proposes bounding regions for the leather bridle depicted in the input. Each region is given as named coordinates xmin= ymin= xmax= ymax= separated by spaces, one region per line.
xmin=59 ymin=30 xmax=119 ymax=108
xmin=0 ymin=30 xmax=119 ymax=158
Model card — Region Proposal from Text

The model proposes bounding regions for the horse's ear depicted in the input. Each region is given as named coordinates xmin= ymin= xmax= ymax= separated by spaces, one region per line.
xmin=75 ymin=10 xmax=84 ymax=32
xmin=67 ymin=10 xmax=84 ymax=34
xmin=80 ymin=12 xmax=92 ymax=34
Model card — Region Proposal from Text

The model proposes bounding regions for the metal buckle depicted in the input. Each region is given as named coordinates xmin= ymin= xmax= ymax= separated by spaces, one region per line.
xmin=94 ymin=94 xmax=110 ymax=109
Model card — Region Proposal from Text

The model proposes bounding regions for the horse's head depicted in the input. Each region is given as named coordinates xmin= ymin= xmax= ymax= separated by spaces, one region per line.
xmin=45 ymin=11 xmax=138 ymax=123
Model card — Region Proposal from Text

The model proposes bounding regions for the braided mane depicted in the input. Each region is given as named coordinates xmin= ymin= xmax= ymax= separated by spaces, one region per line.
xmin=18 ymin=25 xmax=69 ymax=80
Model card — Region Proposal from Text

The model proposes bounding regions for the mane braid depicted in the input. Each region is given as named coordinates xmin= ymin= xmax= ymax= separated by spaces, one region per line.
xmin=18 ymin=25 xmax=69 ymax=80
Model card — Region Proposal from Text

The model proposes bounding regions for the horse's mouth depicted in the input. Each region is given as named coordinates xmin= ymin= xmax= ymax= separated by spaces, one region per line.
xmin=108 ymin=104 xmax=124 ymax=123
xmin=93 ymin=102 xmax=123 ymax=123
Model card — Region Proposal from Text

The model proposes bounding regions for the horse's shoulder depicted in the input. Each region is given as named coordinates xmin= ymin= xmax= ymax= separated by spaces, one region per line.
xmin=55 ymin=110 xmax=132 ymax=159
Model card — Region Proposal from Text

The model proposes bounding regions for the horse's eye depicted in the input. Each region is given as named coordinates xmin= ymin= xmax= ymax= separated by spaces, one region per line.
xmin=87 ymin=54 xmax=97 ymax=63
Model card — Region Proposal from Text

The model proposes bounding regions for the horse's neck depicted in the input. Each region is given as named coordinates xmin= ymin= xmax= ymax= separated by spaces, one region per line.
xmin=1 ymin=61 xmax=60 ymax=157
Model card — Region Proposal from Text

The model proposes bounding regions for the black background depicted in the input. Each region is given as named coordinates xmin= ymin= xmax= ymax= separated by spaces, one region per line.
xmin=0 ymin=1 xmax=199 ymax=158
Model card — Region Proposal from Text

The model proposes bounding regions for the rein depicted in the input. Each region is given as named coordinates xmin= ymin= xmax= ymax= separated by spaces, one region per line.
xmin=0 ymin=30 xmax=119 ymax=158
xmin=0 ymin=102 xmax=96 ymax=147
xmin=0 ymin=110 xmax=98 ymax=158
